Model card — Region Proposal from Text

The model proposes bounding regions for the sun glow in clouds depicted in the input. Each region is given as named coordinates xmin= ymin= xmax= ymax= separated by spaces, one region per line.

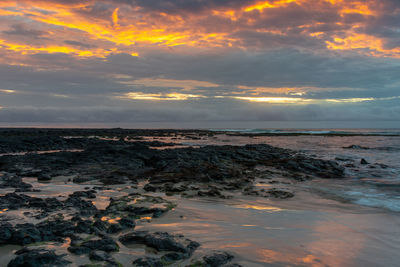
xmin=0 ymin=39 xmax=120 ymax=58
xmin=118 ymin=92 xmax=206 ymax=101
xmin=0 ymin=89 xmax=16 ymax=93
xmin=232 ymin=96 xmax=311 ymax=104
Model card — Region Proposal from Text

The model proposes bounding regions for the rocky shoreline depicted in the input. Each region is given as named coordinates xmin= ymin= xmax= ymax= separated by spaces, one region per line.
xmin=0 ymin=129 xmax=346 ymax=266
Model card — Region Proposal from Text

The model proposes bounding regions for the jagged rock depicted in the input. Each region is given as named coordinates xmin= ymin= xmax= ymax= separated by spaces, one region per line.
xmin=89 ymin=250 xmax=112 ymax=262
xmin=343 ymin=145 xmax=369 ymax=150
xmin=7 ymin=248 xmax=71 ymax=267
xmin=133 ymin=257 xmax=163 ymax=267
xmin=120 ymin=231 xmax=199 ymax=256
xmin=266 ymin=189 xmax=295 ymax=199
xmin=80 ymin=237 xmax=119 ymax=252
xmin=70 ymin=190 xmax=97 ymax=199
xmin=0 ymin=173 xmax=33 ymax=191
xmin=202 ymin=251 xmax=234 ymax=267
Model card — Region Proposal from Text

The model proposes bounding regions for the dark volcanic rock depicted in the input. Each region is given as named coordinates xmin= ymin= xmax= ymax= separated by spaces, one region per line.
xmin=120 ymin=231 xmax=199 ymax=257
xmin=7 ymin=248 xmax=71 ymax=267
xmin=89 ymin=250 xmax=113 ymax=262
xmin=360 ymin=158 xmax=369 ymax=165
xmin=68 ymin=236 xmax=119 ymax=256
xmin=70 ymin=190 xmax=97 ymax=199
xmin=1 ymin=219 xmax=76 ymax=246
xmin=0 ymin=139 xmax=345 ymax=192
xmin=0 ymin=222 xmax=13 ymax=243
xmin=343 ymin=145 xmax=369 ymax=150
xmin=202 ymin=251 xmax=234 ymax=267
xmin=266 ymin=189 xmax=295 ymax=199
xmin=0 ymin=173 xmax=33 ymax=191
xmin=0 ymin=192 xmax=97 ymax=217
xmin=37 ymin=173 xmax=52 ymax=181
xmin=161 ymin=252 xmax=186 ymax=264
xmin=37 ymin=219 xmax=76 ymax=241
xmin=67 ymin=246 xmax=90 ymax=255
xmin=65 ymin=194 xmax=97 ymax=215
xmin=80 ymin=237 xmax=119 ymax=252
xmin=9 ymin=223 xmax=42 ymax=245
xmin=133 ymin=257 xmax=163 ymax=267
xmin=103 ymin=195 xmax=172 ymax=220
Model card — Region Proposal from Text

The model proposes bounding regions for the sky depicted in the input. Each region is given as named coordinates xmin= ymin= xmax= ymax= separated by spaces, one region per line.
xmin=0 ymin=0 xmax=399 ymax=128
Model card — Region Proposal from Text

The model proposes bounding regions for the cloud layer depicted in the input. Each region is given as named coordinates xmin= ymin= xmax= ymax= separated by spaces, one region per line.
xmin=0 ymin=0 xmax=399 ymax=125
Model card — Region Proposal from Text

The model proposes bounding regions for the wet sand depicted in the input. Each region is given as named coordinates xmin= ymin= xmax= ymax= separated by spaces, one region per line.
xmin=138 ymin=190 xmax=400 ymax=267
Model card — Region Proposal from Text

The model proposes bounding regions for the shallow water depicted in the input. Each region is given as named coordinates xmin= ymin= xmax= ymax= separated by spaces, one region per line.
xmin=140 ymin=130 xmax=400 ymax=213
xmin=138 ymin=192 xmax=400 ymax=267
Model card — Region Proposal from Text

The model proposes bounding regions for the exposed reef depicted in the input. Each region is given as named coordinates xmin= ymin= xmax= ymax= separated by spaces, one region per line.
xmin=0 ymin=129 xmax=347 ymax=266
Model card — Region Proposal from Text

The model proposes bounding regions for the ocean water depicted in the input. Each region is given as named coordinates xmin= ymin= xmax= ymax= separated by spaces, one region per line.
xmin=146 ymin=128 xmax=400 ymax=213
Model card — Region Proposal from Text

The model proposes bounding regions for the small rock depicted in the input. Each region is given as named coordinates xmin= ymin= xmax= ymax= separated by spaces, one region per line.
xmin=37 ymin=173 xmax=52 ymax=181
xmin=89 ymin=250 xmax=112 ymax=262
xmin=133 ymin=257 xmax=163 ymax=267
xmin=203 ymin=251 xmax=234 ymax=267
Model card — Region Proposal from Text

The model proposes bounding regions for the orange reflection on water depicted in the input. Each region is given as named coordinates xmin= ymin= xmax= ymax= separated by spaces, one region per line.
xmin=220 ymin=242 xmax=254 ymax=248
xmin=301 ymin=218 xmax=367 ymax=267
xmin=234 ymin=204 xmax=283 ymax=212
xmin=101 ymin=216 xmax=121 ymax=224
xmin=257 ymin=249 xmax=327 ymax=267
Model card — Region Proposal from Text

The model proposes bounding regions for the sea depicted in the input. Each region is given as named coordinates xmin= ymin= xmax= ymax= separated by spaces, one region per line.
xmin=208 ymin=128 xmax=400 ymax=212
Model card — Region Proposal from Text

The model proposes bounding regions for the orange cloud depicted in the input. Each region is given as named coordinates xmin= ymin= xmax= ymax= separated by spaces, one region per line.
xmin=244 ymin=0 xmax=301 ymax=12
xmin=112 ymin=8 xmax=120 ymax=28
xmin=326 ymin=34 xmax=400 ymax=58
xmin=0 ymin=39 xmax=119 ymax=58
xmin=0 ymin=0 xmax=398 ymax=59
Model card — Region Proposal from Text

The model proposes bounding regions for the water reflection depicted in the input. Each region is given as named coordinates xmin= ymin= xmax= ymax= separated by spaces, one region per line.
xmin=101 ymin=216 xmax=121 ymax=224
xmin=136 ymin=195 xmax=400 ymax=267
xmin=0 ymin=208 xmax=8 ymax=214
xmin=233 ymin=204 xmax=284 ymax=212
xmin=0 ymin=149 xmax=83 ymax=157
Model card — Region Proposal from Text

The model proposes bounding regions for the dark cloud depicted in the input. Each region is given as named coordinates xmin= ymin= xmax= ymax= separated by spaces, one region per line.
xmin=2 ymin=24 xmax=48 ymax=39
xmin=63 ymin=40 xmax=97 ymax=49
xmin=1 ymin=48 xmax=399 ymax=97
xmin=123 ymin=0 xmax=257 ymax=14
xmin=1 ymin=99 xmax=399 ymax=124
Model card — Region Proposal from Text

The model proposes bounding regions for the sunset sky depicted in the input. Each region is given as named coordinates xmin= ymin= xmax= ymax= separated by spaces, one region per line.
xmin=0 ymin=0 xmax=399 ymax=127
